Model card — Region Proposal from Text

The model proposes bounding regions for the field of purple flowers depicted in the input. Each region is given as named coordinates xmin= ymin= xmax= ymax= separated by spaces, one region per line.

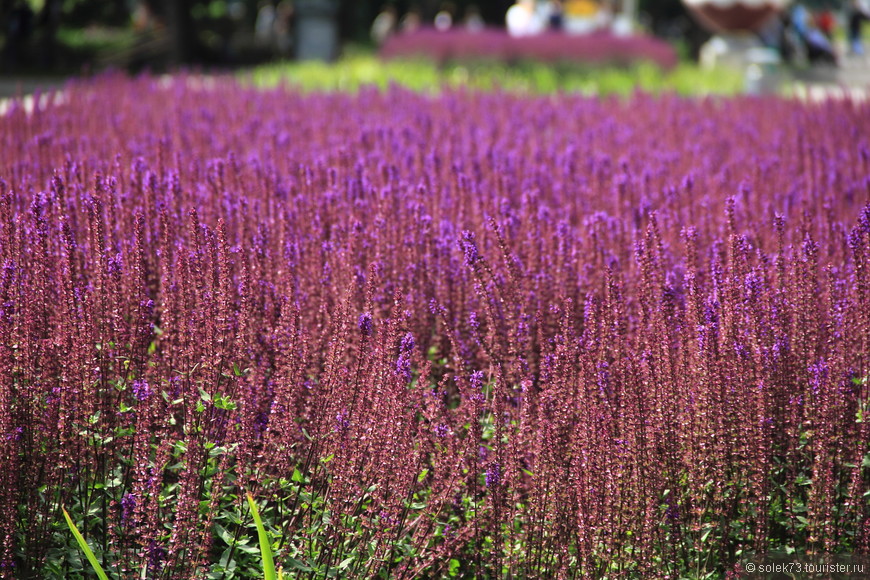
xmin=1 ymin=74 xmax=869 ymax=578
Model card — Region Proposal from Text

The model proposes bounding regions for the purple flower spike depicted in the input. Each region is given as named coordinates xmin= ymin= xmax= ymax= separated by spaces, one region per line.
xmin=460 ymin=230 xmax=479 ymax=266
xmin=121 ymin=492 xmax=137 ymax=525
xmin=400 ymin=332 xmax=415 ymax=353
xmin=131 ymin=379 xmax=151 ymax=401
xmin=358 ymin=312 xmax=373 ymax=337
xmin=485 ymin=463 xmax=501 ymax=488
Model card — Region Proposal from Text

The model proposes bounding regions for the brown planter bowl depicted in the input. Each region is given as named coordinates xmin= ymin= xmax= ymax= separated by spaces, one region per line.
xmin=684 ymin=2 xmax=784 ymax=33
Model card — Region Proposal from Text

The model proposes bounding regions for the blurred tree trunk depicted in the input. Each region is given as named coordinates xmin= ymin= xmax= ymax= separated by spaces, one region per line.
xmin=338 ymin=0 xmax=368 ymax=43
xmin=110 ymin=0 xmax=132 ymax=25
xmin=165 ymin=0 xmax=196 ymax=64
xmin=0 ymin=0 xmax=14 ymax=69
xmin=420 ymin=0 xmax=439 ymax=22
xmin=38 ymin=0 xmax=62 ymax=68
xmin=117 ymin=0 xmax=129 ymax=19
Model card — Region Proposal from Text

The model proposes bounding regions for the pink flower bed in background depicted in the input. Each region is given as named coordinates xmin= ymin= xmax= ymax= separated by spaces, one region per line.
xmin=380 ymin=28 xmax=679 ymax=69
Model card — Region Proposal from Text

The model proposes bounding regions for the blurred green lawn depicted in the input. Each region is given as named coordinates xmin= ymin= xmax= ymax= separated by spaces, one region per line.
xmin=248 ymin=49 xmax=746 ymax=97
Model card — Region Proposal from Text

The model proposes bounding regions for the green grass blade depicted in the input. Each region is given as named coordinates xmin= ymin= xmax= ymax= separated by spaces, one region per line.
xmin=62 ymin=507 xmax=110 ymax=580
xmin=246 ymin=492 xmax=277 ymax=580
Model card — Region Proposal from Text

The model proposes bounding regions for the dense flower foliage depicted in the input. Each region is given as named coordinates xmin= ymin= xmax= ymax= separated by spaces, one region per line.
xmin=0 ymin=75 xmax=869 ymax=578
xmin=380 ymin=29 xmax=679 ymax=69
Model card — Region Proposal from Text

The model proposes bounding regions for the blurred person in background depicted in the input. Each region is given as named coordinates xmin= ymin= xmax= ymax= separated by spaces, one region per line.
xmin=255 ymin=1 xmax=277 ymax=49
xmin=371 ymin=3 xmax=398 ymax=45
xmin=274 ymin=0 xmax=294 ymax=57
xmin=791 ymin=3 xmax=837 ymax=64
xmin=400 ymin=5 xmax=423 ymax=33
xmin=132 ymin=0 xmax=156 ymax=32
xmin=546 ymin=0 xmax=565 ymax=31
xmin=757 ymin=11 xmax=799 ymax=62
xmin=434 ymin=2 xmax=456 ymax=31
xmin=814 ymin=7 xmax=835 ymax=39
xmin=463 ymin=4 xmax=486 ymax=32
xmin=507 ymin=0 xmax=543 ymax=37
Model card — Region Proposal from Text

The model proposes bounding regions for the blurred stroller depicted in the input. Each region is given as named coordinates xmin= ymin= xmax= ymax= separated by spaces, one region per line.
xmin=760 ymin=4 xmax=837 ymax=65
xmin=789 ymin=4 xmax=838 ymax=64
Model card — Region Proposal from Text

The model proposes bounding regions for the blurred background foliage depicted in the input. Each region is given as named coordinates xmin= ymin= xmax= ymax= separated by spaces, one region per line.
xmin=0 ymin=0 xmax=719 ymax=71
xmin=0 ymin=0 xmax=860 ymax=97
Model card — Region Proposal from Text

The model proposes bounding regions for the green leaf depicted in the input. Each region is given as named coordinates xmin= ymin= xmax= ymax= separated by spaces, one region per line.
xmin=221 ymin=508 xmax=243 ymax=526
xmin=235 ymin=540 xmax=261 ymax=555
xmin=215 ymin=522 xmax=235 ymax=546
xmin=285 ymin=558 xmax=313 ymax=572
xmin=62 ymin=507 xmax=110 ymax=580
xmin=700 ymin=525 xmax=714 ymax=543
xmin=417 ymin=468 xmax=429 ymax=483
xmin=338 ymin=557 xmax=354 ymax=570
xmin=291 ymin=468 xmax=303 ymax=483
xmin=214 ymin=394 xmax=237 ymax=411
xmin=247 ymin=493 xmax=278 ymax=580
xmin=448 ymin=558 xmax=460 ymax=576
